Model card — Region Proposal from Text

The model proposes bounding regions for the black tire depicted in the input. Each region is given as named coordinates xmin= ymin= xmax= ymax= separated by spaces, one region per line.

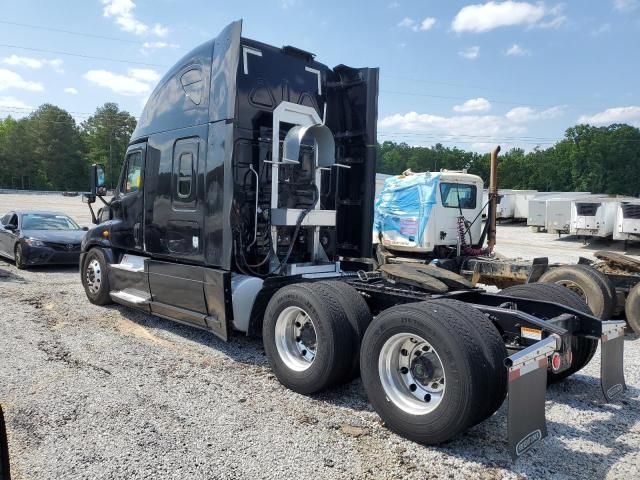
xmin=360 ymin=299 xmax=504 ymax=444
xmin=263 ymin=283 xmax=355 ymax=394
xmin=624 ymin=283 xmax=640 ymax=334
xmin=81 ymin=248 xmax=113 ymax=305
xmin=428 ymin=299 xmax=507 ymax=425
xmin=316 ymin=281 xmax=372 ymax=379
xmin=14 ymin=243 xmax=26 ymax=270
xmin=500 ymin=283 xmax=598 ymax=383
xmin=538 ymin=265 xmax=615 ymax=320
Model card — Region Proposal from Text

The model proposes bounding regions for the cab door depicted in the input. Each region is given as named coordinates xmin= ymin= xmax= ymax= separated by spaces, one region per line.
xmin=110 ymin=144 xmax=146 ymax=251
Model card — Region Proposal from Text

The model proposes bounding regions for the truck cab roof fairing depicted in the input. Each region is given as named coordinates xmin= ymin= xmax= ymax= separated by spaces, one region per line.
xmin=131 ymin=20 xmax=242 ymax=141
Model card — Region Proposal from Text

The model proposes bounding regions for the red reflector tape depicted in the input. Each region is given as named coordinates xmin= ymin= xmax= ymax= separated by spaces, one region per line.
xmin=509 ymin=357 xmax=548 ymax=382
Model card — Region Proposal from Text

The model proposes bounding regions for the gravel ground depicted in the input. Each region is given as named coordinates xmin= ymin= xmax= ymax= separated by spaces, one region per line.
xmin=0 ymin=194 xmax=639 ymax=479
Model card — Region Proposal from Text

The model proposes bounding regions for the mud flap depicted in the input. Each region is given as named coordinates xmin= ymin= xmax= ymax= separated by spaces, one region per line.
xmin=505 ymin=336 xmax=558 ymax=460
xmin=600 ymin=321 xmax=627 ymax=401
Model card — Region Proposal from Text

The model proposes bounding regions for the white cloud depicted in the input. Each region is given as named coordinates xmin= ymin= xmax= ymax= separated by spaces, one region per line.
xmin=613 ymin=0 xmax=639 ymax=11
xmin=506 ymin=43 xmax=530 ymax=56
xmin=459 ymin=46 xmax=480 ymax=59
xmin=128 ymin=68 xmax=161 ymax=83
xmin=0 ymin=96 xmax=32 ymax=110
xmin=84 ymin=68 xmax=159 ymax=96
xmin=398 ymin=16 xmax=436 ymax=32
xmin=0 ymin=69 xmax=44 ymax=92
xmin=379 ymin=104 xmax=565 ymax=151
xmin=419 ymin=17 xmax=437 ymax=31
xmin=379 ymin=111 xmax=526 ymax=149
xmin=452 ymin=1 xmax=564 ymax=33
xmin=454 ymin=98 xmax=492 ymax=113
xmin=578 ymin=106 xmax=640 ymax=126
xmin=152 ymin=24 xmax=168 ymax=37
xmin=505 ymin=106 xmax=564 ymax=123
xmin=64 ymin=87 xmax=78 ymax=95
xmin=388 ymin=1 xmax=400 ymax=8
xmin=140 ymin=41 xmax=180 ymax=55
xmin=102 ymin=0 xmax=168 ymax=37
xmin=2 ymin=55 xmax=63 ymax=72
xmin=398 ymin=17 xmax=415 ymax=28
xmin=591 ymin=23 xmax=611 ymax=35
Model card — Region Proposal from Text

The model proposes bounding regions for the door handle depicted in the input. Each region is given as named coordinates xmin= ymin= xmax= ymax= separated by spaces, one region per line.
xmin=133 ymin=223 xmax=141 ymax=247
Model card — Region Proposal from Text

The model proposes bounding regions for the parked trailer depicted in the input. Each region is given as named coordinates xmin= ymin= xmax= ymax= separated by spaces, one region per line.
xmin=571 ymin=198 xmax=622 ymax=238
xmin=547 ymin=194 xmax=605 ymax=236
xmin=527 ymin=192 xmax=591 ymax=233
xmin=80 ymin=21 xmax=626 ymax=459
xmin=614 ymin=200 xmax=640 ymax=242
xmin=512 ymin=190 xmax=538 ymax=221
xmin=496 ymin=190 xmax=515 ymax=220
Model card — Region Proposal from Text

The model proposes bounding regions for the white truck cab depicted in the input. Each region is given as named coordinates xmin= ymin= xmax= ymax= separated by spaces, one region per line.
xmin=375 ymin=170 xmax=484 ymax=254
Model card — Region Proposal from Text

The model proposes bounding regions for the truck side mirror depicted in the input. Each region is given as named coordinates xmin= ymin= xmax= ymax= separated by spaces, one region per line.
xmin=91 ymin=164 xmax=107 ymax=197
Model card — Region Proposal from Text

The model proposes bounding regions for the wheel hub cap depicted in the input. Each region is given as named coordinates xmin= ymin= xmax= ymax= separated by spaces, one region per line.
xmin=274 ymin=306 xmax=317 ymax=372
xmin=85 ymin=259 xmax=102 ymax=294
xmin=379 ymin=334 xmax=446 ymax=415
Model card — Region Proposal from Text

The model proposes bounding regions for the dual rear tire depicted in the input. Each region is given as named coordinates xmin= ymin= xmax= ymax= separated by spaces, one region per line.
xmin=262 ymin=281 xmax=371 ymax=394
xmin=263 ymin=287 xmax=507 ymax=445
xmin=359 ymin=300 xmax=507 ymax=444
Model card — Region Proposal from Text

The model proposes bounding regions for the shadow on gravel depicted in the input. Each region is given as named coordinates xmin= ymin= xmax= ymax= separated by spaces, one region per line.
xmin=109 ymin=303 xmax=376 ymax=409
xmin=0 ymin=267 xmax=25 ymax=283
xmin=113 ymin=304 xmax=269 ymax=367
xmin=96 ymin=299 xmax=639 ymax=477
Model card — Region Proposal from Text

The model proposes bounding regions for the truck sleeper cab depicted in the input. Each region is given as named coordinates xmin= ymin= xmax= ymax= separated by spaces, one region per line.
xmin=81 ymin=21 xmax=626 ymax=459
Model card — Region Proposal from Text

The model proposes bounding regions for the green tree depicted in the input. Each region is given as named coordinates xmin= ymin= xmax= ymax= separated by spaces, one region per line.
xmin=82 ymin=102 xmax=137 ymax=189
xmin=26 ymin=104 xmax=87 ymax=190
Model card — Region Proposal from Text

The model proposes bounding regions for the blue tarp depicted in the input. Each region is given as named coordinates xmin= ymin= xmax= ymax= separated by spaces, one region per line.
xmin=374 ymin=172 xmax=441 ymax=248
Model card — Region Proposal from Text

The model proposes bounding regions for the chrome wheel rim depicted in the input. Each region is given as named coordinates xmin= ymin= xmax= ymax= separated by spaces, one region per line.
xmin=85 ymin=259 xmax=102 ymax=294
xmin=379 ymin=333 xmax=446 ymax=415
xmin=274 ymin=306 xmax=317 ymax=372
xmin=15 ymin=246 xmax=21 ymax=265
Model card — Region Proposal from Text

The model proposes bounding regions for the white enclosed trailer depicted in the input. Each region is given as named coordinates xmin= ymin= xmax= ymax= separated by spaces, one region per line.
xmin=570 ymin=197 xmax=621 ymax=238
xmin=614 ymin=200 xmax=640 ymax=242
xmin=496 ymin=190 xmax=515 ymax=220
xmin=547 ymin=194 xmax=605 ymax=235
xmin=512 ymin=190 xmax=539 ymax=220
xmin=527 ymin=192 xmax=591 ymax=232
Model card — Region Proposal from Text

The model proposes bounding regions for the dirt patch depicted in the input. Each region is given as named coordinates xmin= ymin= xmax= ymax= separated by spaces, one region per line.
xmin=37 ymin=340 xmax=111 ymax=376
xmin=114 ymin=316 xmax=175 ymax=349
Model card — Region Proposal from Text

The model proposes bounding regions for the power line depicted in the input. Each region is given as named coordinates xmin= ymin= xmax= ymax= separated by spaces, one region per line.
xmin=381 ymin=74 xmax=609 ymax=105
xmin=0 ymin=19 xmax=186 ymax=49
xmin=0 ymin=43 xmax=168 ymax=67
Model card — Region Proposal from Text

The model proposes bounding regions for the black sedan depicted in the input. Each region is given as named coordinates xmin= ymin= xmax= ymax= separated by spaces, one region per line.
xmin=0 ymin=210 xmax=88 ymax=269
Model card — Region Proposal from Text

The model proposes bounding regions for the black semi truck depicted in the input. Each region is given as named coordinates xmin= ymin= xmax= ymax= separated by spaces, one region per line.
xmin=81 ymin=20 xmax=627 ymax=459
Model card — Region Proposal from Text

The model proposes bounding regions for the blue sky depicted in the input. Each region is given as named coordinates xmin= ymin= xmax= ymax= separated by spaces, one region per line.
xmin=0 ymin=0 xmax=639 ymax=152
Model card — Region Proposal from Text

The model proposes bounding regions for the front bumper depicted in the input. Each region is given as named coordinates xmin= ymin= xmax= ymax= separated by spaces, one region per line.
xmin=22 ymin=244 xmax=81 ymax=266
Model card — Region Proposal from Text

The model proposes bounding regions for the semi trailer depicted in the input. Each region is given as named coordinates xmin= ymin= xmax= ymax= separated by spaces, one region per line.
xmin=613 ymin=200 xmax=640 ymax=243
xmin=80 ymin=20 xmax=627 ymax=459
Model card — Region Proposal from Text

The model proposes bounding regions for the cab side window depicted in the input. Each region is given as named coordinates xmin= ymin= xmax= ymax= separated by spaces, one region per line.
xmin=172 ymin=138 xmax=198 ymax=209
xmin=123 ymin=151 xmax=143 ymax=194
xmin=177 ymin=152 xmax=193 ymax=198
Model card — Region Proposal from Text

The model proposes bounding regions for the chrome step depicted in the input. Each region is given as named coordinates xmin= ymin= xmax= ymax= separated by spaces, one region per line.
xmin=110 ymin=289 xmax=150 ymax=305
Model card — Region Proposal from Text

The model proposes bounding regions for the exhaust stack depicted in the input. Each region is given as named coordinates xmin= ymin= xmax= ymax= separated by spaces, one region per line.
xmin=487 ymin=145 xmax=501 ymax=251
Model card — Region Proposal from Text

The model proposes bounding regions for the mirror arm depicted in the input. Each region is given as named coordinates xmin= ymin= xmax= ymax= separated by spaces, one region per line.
xmin=88 ymin=202 xmax=98 ymax=225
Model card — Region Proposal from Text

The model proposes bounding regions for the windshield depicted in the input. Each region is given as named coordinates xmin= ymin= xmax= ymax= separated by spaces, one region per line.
xmin=21 ymin=213 xmax=80 ymax=231
xmin=439 ymin=182 xmax=477 ymax=209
